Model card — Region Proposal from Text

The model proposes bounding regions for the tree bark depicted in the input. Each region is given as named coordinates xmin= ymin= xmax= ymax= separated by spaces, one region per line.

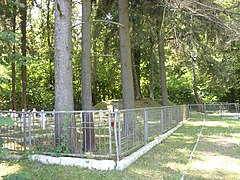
xmin=191 ymin=51 xmax=201 ymax=104
xmin=118 ymin=0 xmax=135 ymax=135
xmin=132 ymin=48 xmax=141 ymax=100
xmin=20 ymin=0 xmax=27 ymax=110
xmin=149 ymin=34 xmax=154 ymax=100
xmin=130 ymin=6 xmax=141 ymax=100
xmin=12 ymin=7 xmax=17 ymax=110
xmin=118 ymin=0 xmax=135 ymax=109
xmin=82 ymin=0 xmax=96 ymax=152
xmin=54 ymin=0 xmax=78 ymax=153
xmin=157 ymin=3 xmax=169 ymax=106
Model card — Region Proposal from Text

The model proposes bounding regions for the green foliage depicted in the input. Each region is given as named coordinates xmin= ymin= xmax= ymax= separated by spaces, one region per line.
xmin=0 ymin=117 xmax=14 ymax=127
xmin=56 ymin=113 xmax=70 ymax=154
xmin=21 ymin=150 xmax=33 ymax=160
xmin=0 ymin=117 xmax=14 ymax=157
xmin=168 ymin=74 xmax=195 ymax=104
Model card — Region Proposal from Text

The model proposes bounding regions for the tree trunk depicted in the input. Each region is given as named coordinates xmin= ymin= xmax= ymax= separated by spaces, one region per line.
xmin=130 ymin=0 xmax=141 ymax=100
xmin=92 ymin=52 xmax=98 ymax=106
xmin=20 ymin=0 xmax=27 ymax=110
xmin=191 ymin=51 xmax=201 ymax=104
xmin=92 ymin=25 xmax=102 ymax=106
xmin=157 ymin=3 xmax=168 ymax=106
xmin=149 ymin=34 xmax=154 ymax=100
xmin=12 ymin=7 xmax=17 ymax=110
xmin=54 ymin=0 xmax=78 ymax=153
xmin=118 ymin=0 xmax=135 ymax=135
xmin=118 ymin=0 xmax=135 ymax=109
xmin=132 ymin=48 xmax=141 ymax=100
xmin=81 ymin=0 xmax=96 ymax=152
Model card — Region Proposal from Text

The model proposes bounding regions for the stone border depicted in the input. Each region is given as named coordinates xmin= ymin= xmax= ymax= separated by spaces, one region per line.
xmin=116 ymin=119 xmax=188 ymax=171
xmin=29 ymin=155 xmax=116 ymax=171
xmin=0 ymin=154 xmax=22 ymax=160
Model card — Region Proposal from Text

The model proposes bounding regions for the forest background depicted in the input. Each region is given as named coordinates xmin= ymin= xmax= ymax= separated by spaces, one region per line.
xmin=0 ymin=0 xmax=239 ymax=111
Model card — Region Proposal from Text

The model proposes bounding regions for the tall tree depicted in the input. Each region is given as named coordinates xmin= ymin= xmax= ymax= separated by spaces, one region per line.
xmin=20 ymin=0 xmax=27 ymax=110
xmin=11 ymin=6 xmax=17 ymax=110
xmin=118 ymin=0 xmax=135 ymax=109
xmin=149 ymin=33 xmax=154 ymax=99
xmin=157 ymin=2 xmax=169 ymax=106
xmin=191 ymin=49 xmax=201 ymax=104
xmin=81 ymin=0 xmax=96 ymax=152
xmin=190 ymin=16 xmax=201 ymax=105
xmin=130 ymin=0 xmax=142 ymax=100
xmin=54 ymin=0 xmax=77 ymax=153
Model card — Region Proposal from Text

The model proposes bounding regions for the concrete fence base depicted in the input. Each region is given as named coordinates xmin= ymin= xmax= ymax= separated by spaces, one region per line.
xmin=29 ymin=155 xmax=116 ymax=171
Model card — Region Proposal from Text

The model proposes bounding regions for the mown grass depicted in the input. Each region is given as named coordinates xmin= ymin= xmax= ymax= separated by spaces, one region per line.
xmin=1 ymin=115 xmax=240 ymax=180
xmin=183 ymin=117 xmax=240 ymax=180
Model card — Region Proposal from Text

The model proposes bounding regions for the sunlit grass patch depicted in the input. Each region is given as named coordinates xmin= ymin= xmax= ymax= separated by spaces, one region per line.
xmin=184 ymin=117 xmax=240 ymax=179
xmin=0 ymin=161 xmax=22 ymax=177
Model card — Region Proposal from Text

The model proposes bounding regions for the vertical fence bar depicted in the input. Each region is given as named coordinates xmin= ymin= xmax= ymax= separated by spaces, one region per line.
xmin=144 ymin=108 xmax=148 ymax=143
xmin=32 ymin=110 xmax=35 ymax=150
xmin=220 ymin=103 xmax=223 ymax=119
xmin=108 ymin=110 xmax=112 ymax=157
xmin=170 ymin=107 xmax=173 ymax=128
xmin=177 ymin=106 xmax=180 ymax=123
xmin=23 ymin=111 xmax=26 ymax=151
xmin=204 ymin=104 xmax=207 ymax=119
xmin=113 ymin=110 xmax=120 ymax=161
xmin=238 ymin=103 xmax=239 ymax=120
xmin=28 ymin=111 xmax=32 ymax=150
xmin=160 ymin=108 xmax=164 ymax=134
xmin=117 ymin=110 xmax=121 ymax=158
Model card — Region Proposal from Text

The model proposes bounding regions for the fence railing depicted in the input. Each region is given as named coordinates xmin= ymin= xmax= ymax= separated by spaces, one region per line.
xmin=115 ymin=105 xmax=188 ymax=159
xmin=189 ymin=103 xmax=239 ymax=120
xmin=0 ymin=105 xmax=189 ymax=160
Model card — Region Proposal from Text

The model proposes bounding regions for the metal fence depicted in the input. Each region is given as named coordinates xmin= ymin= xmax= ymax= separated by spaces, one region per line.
xmin=0 ymin=105 xmax=189 ymax=160
xmin=189 ymin=103 xmax=239 ymax=120
xmin=115 ymin=105 xmax=189 ymax=159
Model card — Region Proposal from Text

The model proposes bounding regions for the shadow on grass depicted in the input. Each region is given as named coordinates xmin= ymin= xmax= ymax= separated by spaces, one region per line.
xmin=123 ymin=120 xmax=203 ymax=179
xmin=183 ymin=118 xmax=240 ymax=180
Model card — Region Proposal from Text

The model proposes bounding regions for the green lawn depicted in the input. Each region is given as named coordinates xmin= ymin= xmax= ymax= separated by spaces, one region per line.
xmin=1 ymin=116 xmax=240 ymax=180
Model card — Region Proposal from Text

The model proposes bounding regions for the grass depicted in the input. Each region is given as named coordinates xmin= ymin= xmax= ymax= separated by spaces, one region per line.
xmin=1 ymin=115 xmax=240 ymax=179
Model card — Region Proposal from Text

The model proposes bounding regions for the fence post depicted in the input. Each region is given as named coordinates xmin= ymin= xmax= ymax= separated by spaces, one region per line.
xmin=237 ymin=103 xmax=239 ymax=120
xmin=220 ymin=103 xmax=223 ymax=119
xmin=40 ymin=110 xmax=46 ymax=130
xmin=204 ymin=104 xmax=207 ymax=119
xmin=113 ymin=109 xmax=120 ymax=162
xmin=108 ymin=110 xmax=112 ymax=157
xmin=28 ymin=111 xmax=32 ymax=150
xmin=160 ymin=108 xmax=164 ymax=134
xmin=177 ymin=106 xmax=180 ymax=123
xmin=144 ymin=108 xmax=148 ymax=143
xmin=23 ymin=109 xmax=27 ymax=151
